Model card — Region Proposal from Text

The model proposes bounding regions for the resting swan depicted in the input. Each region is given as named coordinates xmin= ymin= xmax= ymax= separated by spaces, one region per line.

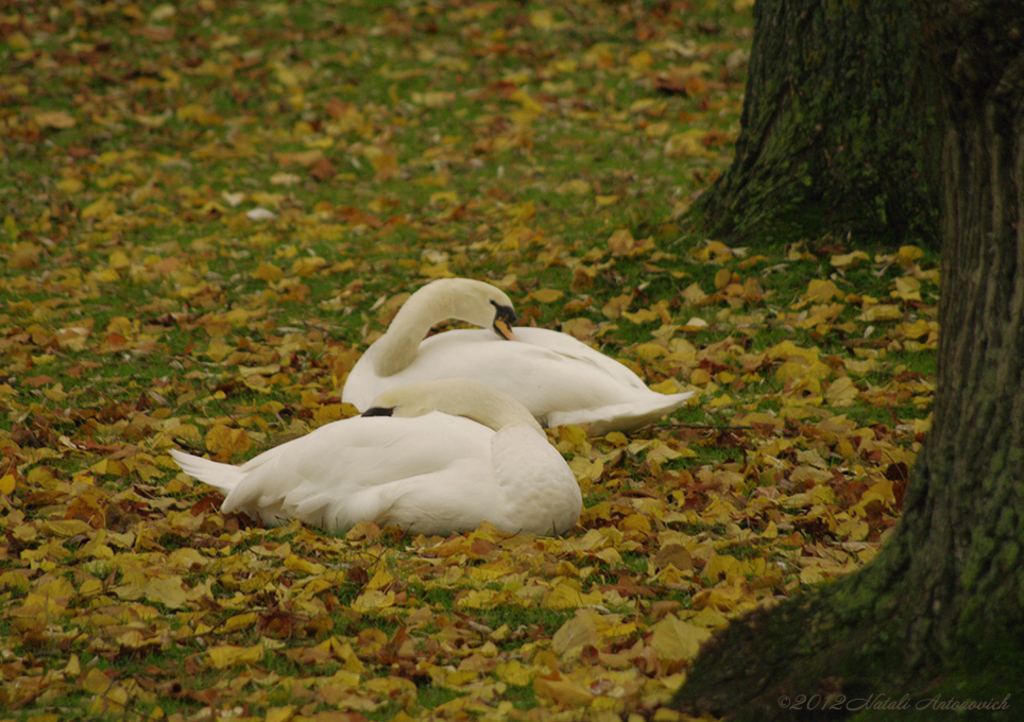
xmin=169 ymin=379 xmax=581 ymax=536
xmin=342 ymin=278 xmax=695 ymax=434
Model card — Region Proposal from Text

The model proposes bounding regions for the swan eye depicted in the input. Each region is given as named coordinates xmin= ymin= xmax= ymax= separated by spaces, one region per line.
xmin=361 ymin=407 xmax=395 ymax=417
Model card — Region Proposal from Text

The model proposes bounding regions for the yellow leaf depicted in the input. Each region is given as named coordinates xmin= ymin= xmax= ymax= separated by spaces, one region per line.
xmin=57 ymin=177 xmax=85 ymax=194
xmin=664 ymin=129 xmax=710 ymax=157
xmin=143 ymin=575 xmax=188 ymax=609
xmin=91 ymin=458 xmax=129 ymax=477
xmin=622 ymin=308 xmax=659 ymax=324
xmin=690 ymin=368 xmax=712 ymax=385
xmin=649 ymin=379 xmax=680 ymax=395
xmin=628 ymin=49 xmax=655 ymax=69
xmin=802 ymin=279 xmax=843 ymax=303
xmin=681 ymin=282 xmax=707 ymax=305
xmin=892 ymin=275 xmax=922 ymax=301
xmin=42 ymin=383 xmax=68 ymax=402
xmin=552 ymin=611 xmax=600 ymax=655
xmin=251 ymin=262 xmax=284 ymax=282
xmin=205 ymin=340 xmax=235 ymax=362
xmin=859 ymin=304 xmax=902 ymax=322
xmin=81 ymin=197 xmax=117 ymax=221
xmin=365 ymin=566 xmax=394 ymax=591
xmin=511 ymin=89 xmax=545 ymax=116
xmin=530 ymin=9 xmax=557 ymax=29
xmin=264 ymin=706 xmax=296 ymax=722
xmin=556 ymin=179 xmax=590 ymax=195
xmin=542 ymin=580 xmax=603 ymax=610
xmin=601 ymin=293 xmax=632 ymax=319
xmin=694 ymin=583 xmax=754 ymax=613
xmin=430 ymin=190 xmax=459 ymax=205
xmin=207 ymin=644 xmax=264 ymax=669
xmin=81 ymin=667 xmax=115 ymax=695
xmin=270 ymin=172 xmax=301 ymax=186
xmin=0 ymin=474 xmax=15 ymax=495
xmin=495 ymin=659 xmax=535 ymax=686
xmin=703 ymin=553 xmax=744 ymax=583
xmin=775 ymin=358 xmax=830 ymax=382
xmin=650 ymin=614 xmax=712 ymax=661
xmin=224 ymin=612 xmax=259 ymax=632
xmin=283 ymin=554 xmax=326 ymax=576
xmin=410 ymin=90 xmax=455 ymax=107
xmin=830 ymin=250 xmax=870 ymax=268
xmin=561 ymin=317 xmax=596 ymax=340
xmin=530 ymin=288 xmax=563 ymax=304
xmin=6 ymin=30 xmax=31 ymax=50
xmin=851 ymin=479 xmax=896 ymax=516
xmin=368 ymin=151 xmax=399 ymax=182
xmin=534 ymin=672 xmax=595 ymax=707
xmin=42 ymin=519 xmax=93 ymax=537
xmin=276 ymin=149 xmax=326 ymax=167
xmin=108 ymin=250 xmax=131 ymax=270
xmin=350 ymin=589 xmax=396 ymax=613
xmin=290 ymin=256 xmax=327 ymax=277
xmin=204 ymin=424 xmax=252 ymax=460
xmin=897 ymin=245 xmax=924 ymax=267
xmin=635 ymin=342 xmax=667 ymax=360
xmin=645 ymin=121 xmax=671 ymax=137
xmin=35 ymin=110 xmax=77 ymax=129
xmin=825 ymin=376 xmax=858 ymax=407
xmin=51 ymin=325 xmax=88 ymax=355
xmin=420 ymin=262 xmax=454 ymax=279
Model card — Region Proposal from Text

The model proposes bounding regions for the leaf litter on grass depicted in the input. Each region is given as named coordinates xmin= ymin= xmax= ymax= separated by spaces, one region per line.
xmin=0 ymin=1 xmax=934 ymax=721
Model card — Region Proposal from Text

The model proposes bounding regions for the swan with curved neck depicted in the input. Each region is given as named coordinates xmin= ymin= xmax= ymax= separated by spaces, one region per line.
xmin=370 ymin=278 xmax=517 ymax=377
xmin=342 ymin=278 xmax=695 ymax=434
xmin=170 ymin=378 xmax=582 ymax=536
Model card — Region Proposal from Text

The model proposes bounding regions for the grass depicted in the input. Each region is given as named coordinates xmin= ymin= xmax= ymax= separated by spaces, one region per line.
xmin=0 ymin=1 xmax=939 ymax=720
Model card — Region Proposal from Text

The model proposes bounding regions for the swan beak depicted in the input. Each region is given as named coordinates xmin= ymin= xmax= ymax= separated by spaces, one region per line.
xmin=493 ymin=305 xmax=518 ymax=341
xmin=494 ymin=317 xmax=517 ymax=341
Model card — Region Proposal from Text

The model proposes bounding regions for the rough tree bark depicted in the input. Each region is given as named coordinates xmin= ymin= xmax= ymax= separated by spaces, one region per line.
xmin=670 ymin=1 xmax=1024 ymax=720
xmin=689 ymin=0 xmax=941 ymax=247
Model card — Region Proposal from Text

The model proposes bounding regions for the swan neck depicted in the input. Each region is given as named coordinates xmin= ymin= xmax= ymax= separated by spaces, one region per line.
xmin=371 ymin=290 xmax=448 ymax=377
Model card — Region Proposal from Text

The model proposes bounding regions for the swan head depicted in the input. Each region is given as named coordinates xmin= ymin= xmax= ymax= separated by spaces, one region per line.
xmin=424 ymin=278 xmax=517 ymax=340
xmin=372 ymin=278 xmax=518 ymax=377
xmin=363 ymin=378 xmax=543 ymax=434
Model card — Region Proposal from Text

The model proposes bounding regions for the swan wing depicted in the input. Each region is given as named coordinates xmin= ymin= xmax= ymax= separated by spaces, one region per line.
xmin=174 ymin=413 xmax=494 ymax=531
xmin=344 ymin=327 xmax=692 ymax=430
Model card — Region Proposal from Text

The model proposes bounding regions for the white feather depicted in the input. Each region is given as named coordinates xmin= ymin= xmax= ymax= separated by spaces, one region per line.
xmin=342 ymin=278 xmax=695 ymax=434
xmin=170 ymin=379 xmax=581 ymax=536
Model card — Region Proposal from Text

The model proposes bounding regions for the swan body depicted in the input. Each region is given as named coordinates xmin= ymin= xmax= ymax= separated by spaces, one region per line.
xmin=342 ymin=278 xmax=694 ymax=434
xmin=169 ymin=379 xmax=581 ymax=536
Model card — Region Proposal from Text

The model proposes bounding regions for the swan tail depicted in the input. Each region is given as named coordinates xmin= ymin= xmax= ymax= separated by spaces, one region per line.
xmin=551 ymin=391 xmax=696 ymax=435
xmin=169 ymin=449 xmax=243 ymax=494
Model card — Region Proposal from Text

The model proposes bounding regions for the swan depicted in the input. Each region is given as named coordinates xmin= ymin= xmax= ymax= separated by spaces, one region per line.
xmin=341 ymin=278 xmax=695 ymax=434
xmin=169 ymin=379 xmax=582 ymax=536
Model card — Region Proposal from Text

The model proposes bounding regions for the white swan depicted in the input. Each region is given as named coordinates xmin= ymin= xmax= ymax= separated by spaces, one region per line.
xmin=341 ymin=278 xmax=695 ymax=434
xmin=169 ymin=379 xmax=582 ymax=536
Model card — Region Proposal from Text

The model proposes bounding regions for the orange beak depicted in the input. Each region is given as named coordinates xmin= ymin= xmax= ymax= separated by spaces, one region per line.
xmin=494 ymin=317 xmax=517 ymax=341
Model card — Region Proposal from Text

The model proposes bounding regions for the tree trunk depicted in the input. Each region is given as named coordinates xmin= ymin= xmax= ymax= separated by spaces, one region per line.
xmin=671 ymin=1 xmax=1024 ymax=720
xmin=689 ymin=0 xmax=941 ymax=247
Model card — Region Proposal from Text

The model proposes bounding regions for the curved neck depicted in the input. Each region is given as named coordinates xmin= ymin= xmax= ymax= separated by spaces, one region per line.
xmin=375 ymin=379 xmax=545 ymax=435
xmin=455 ymin=394 xmax=545 ymax=435
xmin=370 ymin=281 xmax=492 ymax=377
xmin=370 ymin=288 xmax=448 ymax=377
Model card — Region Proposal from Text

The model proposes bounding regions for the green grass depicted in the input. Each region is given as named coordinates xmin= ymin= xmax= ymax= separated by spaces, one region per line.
xmin=0 ymin=1 xmax=940 ymax=720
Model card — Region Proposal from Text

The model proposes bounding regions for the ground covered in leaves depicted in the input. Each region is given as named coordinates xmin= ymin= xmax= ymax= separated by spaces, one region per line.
xmin=0 ymin=1 xmax=936 ymax=721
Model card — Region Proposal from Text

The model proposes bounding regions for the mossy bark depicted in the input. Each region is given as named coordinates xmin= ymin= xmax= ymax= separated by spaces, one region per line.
xmin=689 ymin=0 xmax=940 ymax=247
xmin=671 ymin=2 xmax=1024 ymax=719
